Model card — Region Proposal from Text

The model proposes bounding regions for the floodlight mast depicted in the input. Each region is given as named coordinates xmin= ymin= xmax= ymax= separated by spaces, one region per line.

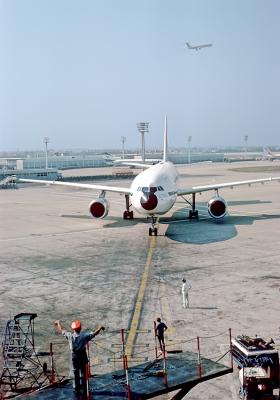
xmin=188 ymin=135 xmax=192 ymax=164
xmin=137 ymin=122 xmax=149 ymax=162
xmin=43 ymin=136 xmax=50 ymax=171
xmin=244 ymin=135 xmax=248 ymax=159
xmin=121 ymin=136 xmax=126 ymax=159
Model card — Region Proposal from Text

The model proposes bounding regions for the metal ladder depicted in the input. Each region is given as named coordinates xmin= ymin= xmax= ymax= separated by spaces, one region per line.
xmin=0 ymin=313 xmax=48 ymax=391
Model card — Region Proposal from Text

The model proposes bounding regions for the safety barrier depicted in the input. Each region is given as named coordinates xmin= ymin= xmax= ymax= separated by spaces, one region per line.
xmin=48 ymin=326 xmax=233 ymax=400
xmin=0 ymin=322 xmax=233 ymax=399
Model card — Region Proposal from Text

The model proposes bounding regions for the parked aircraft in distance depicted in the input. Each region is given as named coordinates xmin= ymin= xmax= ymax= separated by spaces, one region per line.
xmin=17 ymin=117 xmax=280 ymax=236
xmin=186 ymin=42 xmax=212 ymax=51
xmin=263 ymin=147 xmax=280 ymax=161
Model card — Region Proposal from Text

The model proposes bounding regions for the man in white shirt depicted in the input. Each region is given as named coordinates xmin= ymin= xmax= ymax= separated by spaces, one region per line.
xmin=182 ymin=278 xmax=192 ymax=308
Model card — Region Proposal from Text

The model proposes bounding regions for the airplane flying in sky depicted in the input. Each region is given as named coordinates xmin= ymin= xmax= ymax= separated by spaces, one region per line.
xmin=17 ymin=117 xmax=280 ymax=236
xmin=186 ymin=42 xmax=212 ymax=51
xmin=263 ymin=147 xmax=280 ymax=161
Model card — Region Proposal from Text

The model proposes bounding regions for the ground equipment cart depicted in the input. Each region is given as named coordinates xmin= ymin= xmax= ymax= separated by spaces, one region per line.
xmin=232 ymin=335 xmax=279 ymax=400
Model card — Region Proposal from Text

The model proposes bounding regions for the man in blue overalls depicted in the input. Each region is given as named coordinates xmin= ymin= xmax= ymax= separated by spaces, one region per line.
xmin=155 ymin=317 xmax=168 ymax=353
xmin=55 ymin=319 xmax=105 ymax=396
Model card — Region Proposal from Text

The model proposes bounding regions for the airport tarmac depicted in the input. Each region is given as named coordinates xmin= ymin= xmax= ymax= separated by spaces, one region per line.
xmin=1 ymin=161 xmax=280 ymax=399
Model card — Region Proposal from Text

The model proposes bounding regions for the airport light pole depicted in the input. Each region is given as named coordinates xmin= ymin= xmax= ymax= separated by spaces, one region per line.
xmin=121 ymin=136 xmax=126 ymax=159
xmin=188 ymin=135 xmax=192 ymax=164
xmin=244 ymin=135 xmax=248 ymax=159
xmin=43 ymin=136 xmax=50 ymax=171
xmin=137 ymin=122 xmax=149 ymax=162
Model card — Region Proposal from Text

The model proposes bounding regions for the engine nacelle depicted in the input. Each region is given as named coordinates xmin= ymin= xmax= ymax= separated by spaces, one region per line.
xmin=89 ymin=197 xmax=110 ymax=219
xmin=208 ymin=196 xmax=227 ymax=219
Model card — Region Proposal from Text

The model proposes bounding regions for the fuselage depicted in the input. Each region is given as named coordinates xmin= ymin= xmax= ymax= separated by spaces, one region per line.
xmin=130 ymin=161 xmax=178 ymax=216
xmin=267 ymin=152 xmax=280 ymax=160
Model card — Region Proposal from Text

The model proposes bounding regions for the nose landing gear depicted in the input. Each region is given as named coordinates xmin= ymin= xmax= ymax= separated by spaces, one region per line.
xmin=148 ymin=216 xmax=158 ymax=236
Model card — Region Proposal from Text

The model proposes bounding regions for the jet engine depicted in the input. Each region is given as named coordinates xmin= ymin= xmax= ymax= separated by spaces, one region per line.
xmin=89 ymin=197 xmax=110 ymax=219
xmin=207 ymin=196 xmax=227 ymax=219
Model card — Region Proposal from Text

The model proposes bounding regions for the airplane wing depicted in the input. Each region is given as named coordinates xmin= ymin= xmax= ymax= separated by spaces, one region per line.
xmin=116 ymin=162 xmax=152 ymax=169
xmin=17 ymin=178 xmax=132 ymax=195
xmin=199 ymin=44 xmax=212 ymax=48
xmin=186 ymin=43 xmax=212 ymax=50
xmin=177 ymin=176 xmax=280 ymax=196
xmin=114 ymin=160 xmax=161 ymax=168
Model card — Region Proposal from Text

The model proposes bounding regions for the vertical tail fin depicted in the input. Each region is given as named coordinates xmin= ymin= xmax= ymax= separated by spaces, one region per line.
xmin=263 ymin=147 xmax=272 ymax=155
xmin=163 ymin=115 xmax=168 ymax=162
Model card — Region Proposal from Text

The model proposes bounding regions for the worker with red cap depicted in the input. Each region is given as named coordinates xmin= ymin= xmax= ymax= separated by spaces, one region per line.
xmin=54 ymin=319 xmax=105 ymax=396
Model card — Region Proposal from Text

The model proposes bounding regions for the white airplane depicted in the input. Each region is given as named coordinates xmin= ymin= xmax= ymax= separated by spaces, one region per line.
xmin=186 ymin=42 xmax=212 ymax=51
xmin=17 ymin=117 xmax=280 ymax=236
xmin=263 ymin=147 xmax=280 ymax=161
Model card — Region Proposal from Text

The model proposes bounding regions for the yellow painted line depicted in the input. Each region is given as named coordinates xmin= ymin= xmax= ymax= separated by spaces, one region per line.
xmin=126 ymin=235 xmax=157 ymax=358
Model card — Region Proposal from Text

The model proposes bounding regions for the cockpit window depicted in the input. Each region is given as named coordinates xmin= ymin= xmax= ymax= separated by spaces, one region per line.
xmin=158 ymin=186 xmax=164 ymax=191
xmin=141 ymin=186 xmax=157 ymax=193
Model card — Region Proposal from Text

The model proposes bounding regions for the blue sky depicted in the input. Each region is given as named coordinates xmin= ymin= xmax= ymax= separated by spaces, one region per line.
xmin=1 ymin=0 xmax=280 ymax=151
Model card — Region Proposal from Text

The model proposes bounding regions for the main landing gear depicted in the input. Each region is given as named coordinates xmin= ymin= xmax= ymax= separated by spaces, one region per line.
xmin=123 ymin=194 xmax=134 ymax=220
xmin=189 ymin=209 xmax=198 ymax=219
xmin=149 ymin=216 xmax=158 ymax=236
xmin=185 ymin=193 xmax=199 ymax=220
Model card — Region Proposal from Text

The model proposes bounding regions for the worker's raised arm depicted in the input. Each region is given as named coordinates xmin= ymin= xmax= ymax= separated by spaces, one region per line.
xmin=54 ymin=320 xmax=65 ymax=334
xmin=93 ymin=326 xmax=105 ymax=337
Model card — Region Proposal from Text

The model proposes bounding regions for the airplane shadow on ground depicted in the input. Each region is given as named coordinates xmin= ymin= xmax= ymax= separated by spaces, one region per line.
xmin=60 ymin=200 xmax=279 ymax=245
xmin=163 ymin=200 xmax=280 ymax=245
xmin=101 ymin=199 xmax=274 ymax=230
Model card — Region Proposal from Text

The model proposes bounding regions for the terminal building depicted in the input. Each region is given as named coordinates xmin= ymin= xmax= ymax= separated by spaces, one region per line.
xmin=0 ymin=150 xmax=265 ymax=186
xmin=0 ymin=154 xmax=112 ymax=181
xmin=0 ymin=151 xmax=228 ymax=183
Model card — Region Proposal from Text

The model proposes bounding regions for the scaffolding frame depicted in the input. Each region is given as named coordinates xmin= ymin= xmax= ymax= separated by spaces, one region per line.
xmin=0 ymin=313 xmax=50 ymax=392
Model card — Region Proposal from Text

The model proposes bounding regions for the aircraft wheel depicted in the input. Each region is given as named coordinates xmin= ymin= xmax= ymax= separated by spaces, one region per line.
xmin=124 ymin=210 xmax=134 ymax=220
xmin=149 ymin=227 xmax=157 ymax=236
xmin=189 ymin=210 xmax=199 ymax=219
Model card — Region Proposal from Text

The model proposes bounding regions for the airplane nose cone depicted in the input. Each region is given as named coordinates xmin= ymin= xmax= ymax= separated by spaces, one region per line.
xmin=140 ymin=193 xmax=158 ymax=211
